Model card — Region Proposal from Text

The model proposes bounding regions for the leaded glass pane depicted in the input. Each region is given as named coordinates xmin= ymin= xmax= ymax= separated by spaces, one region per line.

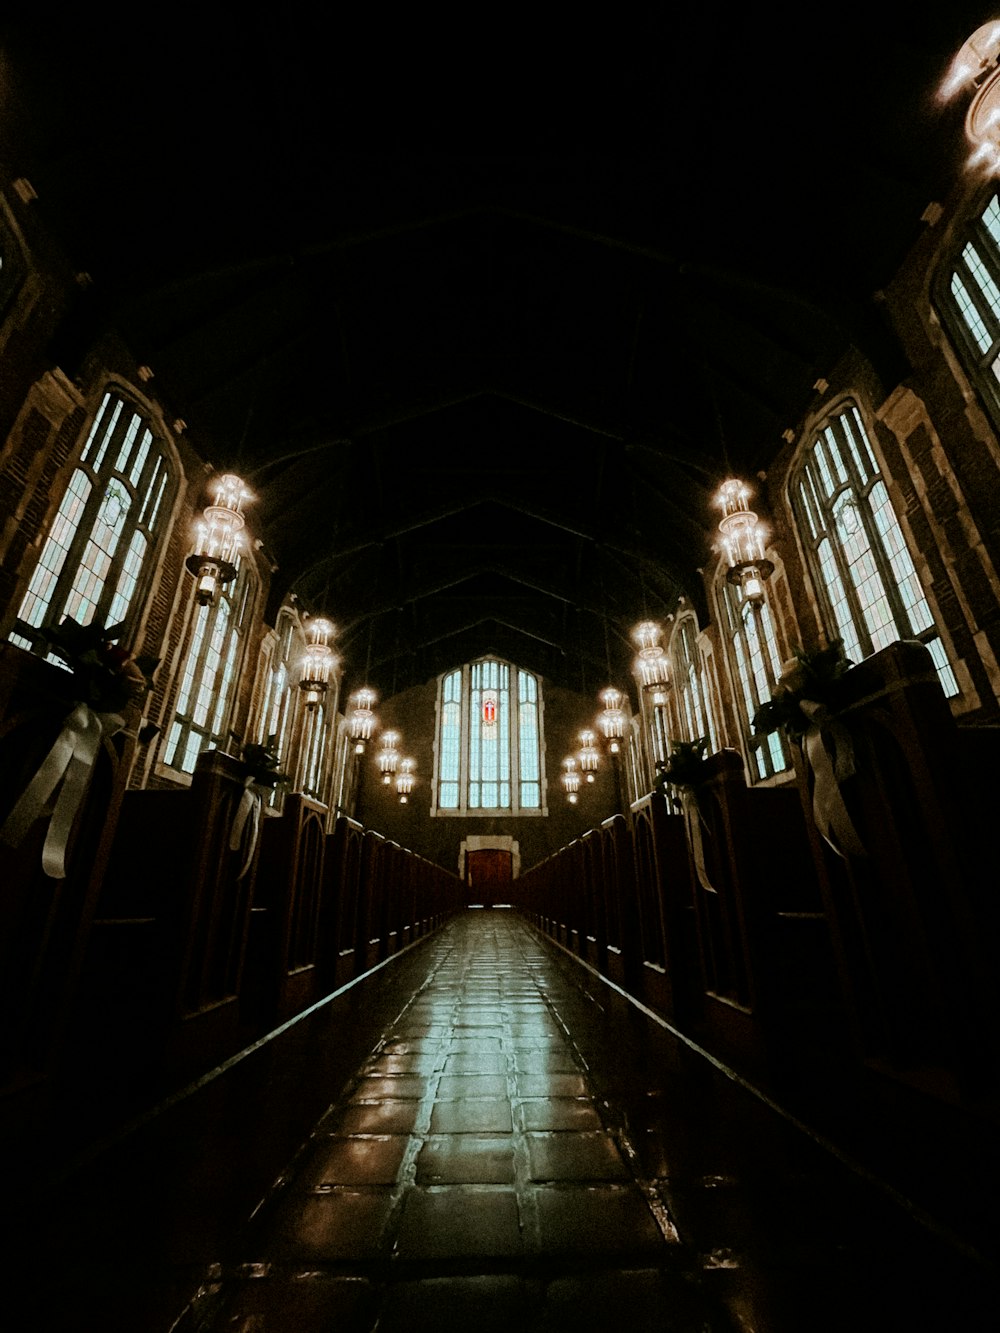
xmin=951 ymin=272 xmax=993 ymax=352
xmin=10 ymin=391 xmax=174 ymax=652
xmin=17 ymin=470 xmax=92 ymax=628
xmin=963 ymin=241 xmax=1000 ymax=322
xmin=795 ymin=405 xmax=956 ymax=695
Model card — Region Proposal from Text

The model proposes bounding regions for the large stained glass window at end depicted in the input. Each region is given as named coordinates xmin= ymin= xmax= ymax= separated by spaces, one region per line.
xmin=434 ymin=658 xmax=543 ymax=815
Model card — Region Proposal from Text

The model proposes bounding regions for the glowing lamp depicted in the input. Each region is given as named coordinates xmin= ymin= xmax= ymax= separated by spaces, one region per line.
xmin=185 ymin=473 xmax=252 ymax=606
xmin=561 ymin=757 xmax=581 ymax=803
xmin=940 ymin=24 xmax=1000 ymax=172
xmin=632 ymin=620 xmax=669 ymax=687
xmin=578 ymin=729 xmax=600 ymax=782
xmin=378 ymin=730 xmax=401 ymax=783
xmin=714 ymin=478 xmax=773 ymax=606
xmin=299 ymin=617 xmax=337 ymax=709
xmin=348 ymin=687 xmax=377 ymax=753
xmin=396 ymin=757 xmax=416 ymax=803
xmin=597 ymin=686 xmax=626 ymax=753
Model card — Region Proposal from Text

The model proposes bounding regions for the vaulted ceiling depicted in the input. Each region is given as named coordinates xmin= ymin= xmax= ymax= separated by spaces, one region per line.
xmin=0 ymin=9 xmax=986 ymax=696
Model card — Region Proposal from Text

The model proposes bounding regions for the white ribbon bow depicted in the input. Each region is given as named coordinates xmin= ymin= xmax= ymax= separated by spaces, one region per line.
xmin=0 ymin=701 xmax=124 ymax=879
xmin=800 ymin=699 xmax=865 ymax=859
xmin=680 ymin=790 xmax=717 ymax=894
xmin=229 ymin=777 xmax=263 ymax=880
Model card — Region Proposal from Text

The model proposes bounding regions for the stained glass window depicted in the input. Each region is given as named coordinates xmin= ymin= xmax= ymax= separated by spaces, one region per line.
xmin=671 ymin=617 xmax=719 ymax=753
xmin=164 ymin=558 xmax=254 ymax=774
xmin=720 ymin=581 xmax=790 ymax=781
xmin=10 ymin=390 xmax=175 ymax=654
xmin=945 ymin=194 xmax=1000 ymax=400
xmin=434 ymin=657 xmax=544 ymax=815
xmin=792 ymin=404 xmax=958 ymax=698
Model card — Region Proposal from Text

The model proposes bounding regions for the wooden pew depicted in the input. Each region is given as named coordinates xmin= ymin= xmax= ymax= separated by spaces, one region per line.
xmin=792 ymin=639 xmax=1000 ymax=1099
xmin=0 ymin=642 xmax=140 ymax=1144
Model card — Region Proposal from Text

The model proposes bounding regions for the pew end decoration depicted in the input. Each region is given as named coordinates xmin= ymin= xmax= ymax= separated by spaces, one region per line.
xmin=654 ymin=736 xmax=714 ymax=891
xmin=654 ymin=735 xmax=710 ymax=809
xmin=752 ymin=640 xmax=853 ymax=741
xmin=0 ymin=618 xmax=158 ymax=878
xmin=229 ymin=737 xmax=289 ymax=880
xmin=753 ymin=640 xmax=864 ymax=859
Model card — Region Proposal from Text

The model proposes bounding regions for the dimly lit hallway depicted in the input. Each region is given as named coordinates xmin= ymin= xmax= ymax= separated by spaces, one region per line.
xmin=10 ymin=910 xmax=995 ymax=1332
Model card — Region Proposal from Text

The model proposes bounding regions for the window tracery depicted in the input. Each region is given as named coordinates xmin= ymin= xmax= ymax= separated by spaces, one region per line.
xmin=791 ymin=402 xmax=958 ymax=697
xmin=433 ymin=657 xmax=544 ymax=815
xmin=10 ymin=388 xmax=175 ymax=654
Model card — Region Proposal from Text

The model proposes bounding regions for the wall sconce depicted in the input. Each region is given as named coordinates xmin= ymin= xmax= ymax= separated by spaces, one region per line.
xmin=378 ymin=730 xmax=401 ymax=784
xmin=714 ymin=478 xmax=773 ymax=606
xmin=597 ymin=686 xmax=626 ymax=754
xmin=561 ymin=757 xmax=581 ymax=803
xmin=185 ymin=473 xmax=252 ymax=606
xmin=348 ymin=688 xmax=378 ymax=754
xmin=396 ymin=757 xmax=416 ymax=803
xmin=578 ymin=729 xmax=599 ymax=782
xmin=298 ymin=617 xmax=337 ymax=709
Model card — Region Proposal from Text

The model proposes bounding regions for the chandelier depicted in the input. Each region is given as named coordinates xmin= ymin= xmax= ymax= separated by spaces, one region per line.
xmin=940 ymin=22 xmax=1000 ymax=172
xmin=578 ymin=729 xmax=599 ymax=782
xmin=378 ymin=730 xmax=401 ymax=784
xmin=632 ymin=620 xmax=669 ymax=688
xmin=298 ymin=617 xmax=337 ymax=709
xmin=561 ymin=757 xmax=581 ymax=804
xmin=348 ymin=687 xmax=378 ymax=754
xmin=185 ymin=473 xmax=252 ymax=606
xmin=597 ymin=686 xmax=626 ymax=754
xmin=714 ymin=478 xmax=773 ymax=606
xmin=396 ymin=757 xmax=416 ymax=803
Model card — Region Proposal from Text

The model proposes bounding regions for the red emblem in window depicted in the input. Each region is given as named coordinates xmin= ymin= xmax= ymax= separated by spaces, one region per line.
xmin=483 ymin=696 xmax=497 ymax=725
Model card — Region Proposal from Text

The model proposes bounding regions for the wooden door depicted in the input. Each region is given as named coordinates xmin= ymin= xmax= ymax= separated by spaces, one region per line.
xmin=466 ymin=849 xmax=513 ymax=906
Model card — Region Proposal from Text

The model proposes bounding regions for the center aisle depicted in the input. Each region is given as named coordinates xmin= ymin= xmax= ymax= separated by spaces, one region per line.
xmin=185 ymin=912 xmax=992 ymax=1332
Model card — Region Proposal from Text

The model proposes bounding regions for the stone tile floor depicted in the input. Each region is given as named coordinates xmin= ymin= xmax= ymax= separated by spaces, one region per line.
xmin=172 ymin=914 xmax=995 ymax=1331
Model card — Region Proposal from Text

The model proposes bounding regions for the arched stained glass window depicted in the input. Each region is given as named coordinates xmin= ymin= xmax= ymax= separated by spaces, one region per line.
xmin=164 ymin=557 xmax=254 ymax=774
xmin=10 ymin=389 xmax=175 ymax=653
xmin=719 ymin=581 xmax=790 ymax=781
xmin=792 ymin=403 xmax=958 ymax=697
xmin=943 ymin=192 xmax=1000 ymax=417
xmin=433 ymin=657 xmax=544 ymax=815
xmin=299 ymin=702 xmax=328 ymax=800
xmin=670 ymin=616 xmax=719 ymax=752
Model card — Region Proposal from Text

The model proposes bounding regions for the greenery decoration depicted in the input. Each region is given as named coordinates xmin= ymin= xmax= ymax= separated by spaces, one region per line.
xmin=753 ymin=640 xmax=853 ymax=740
xmin=38 ymin=617 xmax=158 ymax=714
xmin=239 ymin=737 xmax=289 ymax=790
xmin=654 ymin=736 xmax=710 ymax=809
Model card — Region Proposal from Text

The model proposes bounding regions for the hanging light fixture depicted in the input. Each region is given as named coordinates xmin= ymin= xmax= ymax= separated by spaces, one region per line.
xmin=939 ymin=22 xmax=1000 ymax=172
xmin=348 ymin=687 xmax=378 ymax=754
xmin=578 ymin=729 xmax=599 ymax=782
xmin=185 ymin=473 xmax=252 ymax=606
xmin=561 ymin=757 xmax=581 ymax=804
xmin=632 ymin=620 xmax=670 ymax=688
xmin=597 ymin=686 xmax=626 ymax=754
xmin=298 ymin=617 xmax=337 ymax=709
xmin=396 ymin=757 xmax=416 ymax=803
xmin=378 ymin=730 xmax=401 ymax=784
xmin=714 ymin=478 xmax=773 ymax=606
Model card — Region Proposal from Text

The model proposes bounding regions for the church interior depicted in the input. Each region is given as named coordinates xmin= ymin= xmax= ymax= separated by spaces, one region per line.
xmin=1 ymin=10 xmax=1000 ymax=1329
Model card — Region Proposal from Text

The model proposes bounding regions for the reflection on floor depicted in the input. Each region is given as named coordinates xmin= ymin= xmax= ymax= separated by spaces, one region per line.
xmin=14 ymin=913 xmax=997 ymax=1330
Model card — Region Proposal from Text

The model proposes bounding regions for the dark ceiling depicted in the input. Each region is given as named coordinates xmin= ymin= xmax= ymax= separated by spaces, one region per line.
xmin=0 ymin=9 xmax=991 ymax=698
